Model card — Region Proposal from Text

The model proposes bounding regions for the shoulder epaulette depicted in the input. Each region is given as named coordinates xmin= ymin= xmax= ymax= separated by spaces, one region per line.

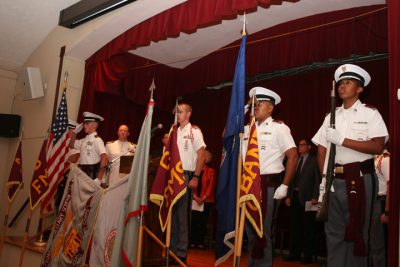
xmin=364 ymin=104 xmax=377 ymax=110
xmin=107 ymin=140 xmax=115 ymax=144
xmin=95 ymin=135 xmax=99 ymax=138
xmin=273 ymin=119 xmax=284 ymax=124
xmin=191 ymin=124 xmax=200 ymax=129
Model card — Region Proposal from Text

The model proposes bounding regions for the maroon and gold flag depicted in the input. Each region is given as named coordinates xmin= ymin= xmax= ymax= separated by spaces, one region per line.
xmin=30 ymin=140 xmax=49 ymax=210
xmin=239 ymin=120 xmax=263 ymax=237
xmin=150 ymin=125 xmax=186 ymax=231
xmin=7 ymin=141 xmax=23 ymax=202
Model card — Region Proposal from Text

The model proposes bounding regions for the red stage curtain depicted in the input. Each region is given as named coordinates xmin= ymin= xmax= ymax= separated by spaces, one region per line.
xmin=79 ymin=5 xmax=389 ymax=170
xmin=80 ymin=5 xmax=387 ymax=113
xmin=86 ymin=0 xmax=299 ymax=65
xmin=387 ymin=1 xmax=400 ymax=266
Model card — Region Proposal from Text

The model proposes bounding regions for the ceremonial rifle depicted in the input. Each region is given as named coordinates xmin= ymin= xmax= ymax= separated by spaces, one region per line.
xmin=316 ymin=81 xmax=336 ymax=221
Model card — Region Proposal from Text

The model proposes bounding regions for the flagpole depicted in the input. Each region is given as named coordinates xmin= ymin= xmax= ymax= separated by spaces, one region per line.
xmin=51 ymin=46 xmax=66 ymax=123
xmin=135 ymin=81 xmax=156 ymax=267
xmin=136 ymin=213 xmax=144 ymax=267
xmin=18 ymin=209 xmax=32 ymax=267
xmin=0 ymin=203 xmax=11 ymax=258
xmin=165 ymin=213 xmax=172 ymax=266
xmin=233 ymin=132 xmax=246 ymax=265
xmin=233 ymin=13 xmax=247 ymax=267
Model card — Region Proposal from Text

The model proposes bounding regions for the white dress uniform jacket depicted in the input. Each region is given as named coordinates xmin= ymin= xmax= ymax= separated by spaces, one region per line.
xmin=74 ymin=132 xmax=107 ymax=165
xmin=312 ymin=100 xmax=388 ymax=164
xmin=177 ymin=123 xmax=206 ymax=171
xmin=242 ymin=116 xmax=296 ymax=175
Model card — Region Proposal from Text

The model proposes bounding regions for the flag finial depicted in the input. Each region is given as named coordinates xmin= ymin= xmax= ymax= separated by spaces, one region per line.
xmin=149 ymin=78 xmax=156 ymax=99
xmin=240 ymin=12 xmax=247 ymax=36
xmin=63 ymin=71 xmax=69 ymax=89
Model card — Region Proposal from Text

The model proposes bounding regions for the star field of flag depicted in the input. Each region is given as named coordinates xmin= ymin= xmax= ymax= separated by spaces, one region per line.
xmin=51 ymin=90 xmax=68 ymax=144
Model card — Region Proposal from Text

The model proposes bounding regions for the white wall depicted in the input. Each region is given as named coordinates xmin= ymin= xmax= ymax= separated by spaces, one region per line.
xmin=0 ymin=6 xmax=140 ymax=265
xmin=0 ymin=69 xmax=19 ymax=229
xmin=0 ymin=13 xmax=139 ymax=263
xmin=0 ymin=28 xmax=86 ymax=267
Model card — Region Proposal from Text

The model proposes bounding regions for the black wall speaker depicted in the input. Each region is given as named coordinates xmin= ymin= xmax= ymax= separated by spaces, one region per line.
xmin=0 ymin=114 xmax=21 ymax=138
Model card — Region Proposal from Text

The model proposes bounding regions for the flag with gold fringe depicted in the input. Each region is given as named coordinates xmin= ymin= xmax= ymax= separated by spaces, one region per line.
xmin=239 ymin=119 xmax=263 ymax=237
xmin=150 ymin=124 xmax=187 ymax=231
xmin=30 ymin=139 xmax=49 ymax=210
xmin=7 ymin=140 xmax=23 ymax=202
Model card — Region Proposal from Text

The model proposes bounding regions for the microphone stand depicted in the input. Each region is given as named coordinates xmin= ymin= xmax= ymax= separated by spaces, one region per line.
xmin=103 ymin=150 xmax=134 ymax=186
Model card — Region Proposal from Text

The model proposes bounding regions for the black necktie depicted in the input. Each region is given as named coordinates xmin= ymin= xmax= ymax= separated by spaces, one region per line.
xmin=296 ymin=156 xmax=304 ymax=176
xmin=294 ymin=156 xmax=303 ymax=189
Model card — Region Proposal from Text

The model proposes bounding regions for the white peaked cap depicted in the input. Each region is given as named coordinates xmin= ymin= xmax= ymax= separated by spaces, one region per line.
xmin=249 ymin=86 xmax=281 ymax=105
xmin=83 ymin=111 xmax=104 ymax=122
xmin=334 ymin=64 xmax=371 ymax=87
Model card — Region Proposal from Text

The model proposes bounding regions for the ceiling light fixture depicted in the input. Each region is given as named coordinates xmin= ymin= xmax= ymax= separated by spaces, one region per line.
xmin=59 ymin=0 xmax=136 ymax=29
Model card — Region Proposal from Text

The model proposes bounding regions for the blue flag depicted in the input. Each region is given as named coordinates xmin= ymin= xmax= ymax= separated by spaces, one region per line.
xmin=215 ymin=35 xmax=246 ymax=266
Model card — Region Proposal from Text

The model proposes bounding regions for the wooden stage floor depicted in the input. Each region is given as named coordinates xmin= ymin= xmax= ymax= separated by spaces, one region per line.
xmin=182 ymin=247 xmax=321 ymax=267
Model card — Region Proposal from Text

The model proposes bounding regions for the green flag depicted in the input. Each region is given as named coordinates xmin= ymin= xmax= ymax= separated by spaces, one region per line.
xmin=110 ymin=98 xmax=154 ymax=267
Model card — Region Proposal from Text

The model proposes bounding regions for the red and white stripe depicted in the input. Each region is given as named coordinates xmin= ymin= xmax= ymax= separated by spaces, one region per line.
xmin=41 ymin=131 xmax=70 ymax=213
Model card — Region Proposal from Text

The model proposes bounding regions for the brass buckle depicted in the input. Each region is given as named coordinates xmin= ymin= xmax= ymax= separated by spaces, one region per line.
xmin=335 ymin=166 xmax=344 ymax=174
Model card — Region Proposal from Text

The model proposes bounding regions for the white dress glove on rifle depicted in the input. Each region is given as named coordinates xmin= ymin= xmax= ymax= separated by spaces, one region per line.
xmin=273 ymin=184 xmax=288 ymax=199
xmin=326 ymin=128 xmax=345 ymax=146
xmin=318 ymin=177 xmax=326 ymax=203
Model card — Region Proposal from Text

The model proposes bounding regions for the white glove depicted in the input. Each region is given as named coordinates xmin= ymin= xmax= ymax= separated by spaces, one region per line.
xmin=273 ymin=184 xmax=288 ymax=200
xmin=326 ymin=128 xmax=345 ymax=146
xmin=128 ymin=144 xmax=136 ymax=153
xmin=93 ymin=178 xmax=102 ymax=186
xmin=74 ymin=123 xmax=83 ymax=134
xmin=244 ymin=104 xmax=249 ymax=115
xmin=318 ymin=177 xmax=326 ymax=203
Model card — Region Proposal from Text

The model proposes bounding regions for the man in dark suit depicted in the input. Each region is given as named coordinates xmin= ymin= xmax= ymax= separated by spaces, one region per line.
xmin=285 ymin=138 xmax=320 ymax=264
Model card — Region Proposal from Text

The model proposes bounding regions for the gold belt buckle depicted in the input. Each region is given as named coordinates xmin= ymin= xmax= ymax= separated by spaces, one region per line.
xmin=335 ymin=166 xmax=344 ymax=174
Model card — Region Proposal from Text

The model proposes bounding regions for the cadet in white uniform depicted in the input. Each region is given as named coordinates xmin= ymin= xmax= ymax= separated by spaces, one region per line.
xmin=70 ymin=112 xmax=108 ymax=184
xmin=312 ymin=64 xmax=388 ymax=266
xmin=242 ymin=87 xmax=298 ymax=267
xmin=171 ymin=103 xmax=206 ymax=264
xmin=106 ymin=124 xmax=136 ymax=186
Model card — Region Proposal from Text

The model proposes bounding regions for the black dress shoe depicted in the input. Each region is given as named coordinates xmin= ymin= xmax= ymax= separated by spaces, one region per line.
xmin=284 ymin=254 xmax=301 ymax=261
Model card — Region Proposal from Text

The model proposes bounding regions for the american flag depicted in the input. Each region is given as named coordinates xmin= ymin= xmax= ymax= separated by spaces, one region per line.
xmin=41 ymin=89 xmax=70 ymax=213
